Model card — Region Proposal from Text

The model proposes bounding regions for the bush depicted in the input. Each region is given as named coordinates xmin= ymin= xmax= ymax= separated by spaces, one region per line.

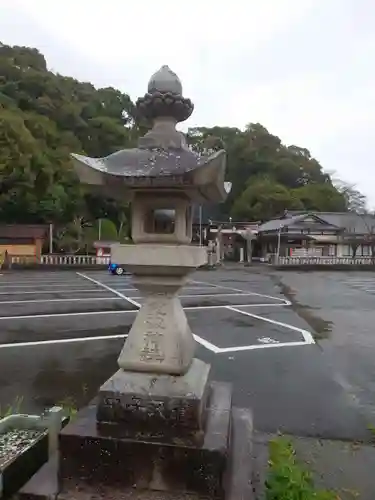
xmin=266 ymin=437 xmax=337 ymax=500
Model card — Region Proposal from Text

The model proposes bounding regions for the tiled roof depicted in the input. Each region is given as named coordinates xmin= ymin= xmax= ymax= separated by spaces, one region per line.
xmin=258 ymin=211 xmax=375 ymax=233
xmin=258 ymin=215 xmax=308 ymax=232
xmin=0 ymin=225 xmax=49 ymax=239
xmin=316 ymin=213 xmax=375 ymax=233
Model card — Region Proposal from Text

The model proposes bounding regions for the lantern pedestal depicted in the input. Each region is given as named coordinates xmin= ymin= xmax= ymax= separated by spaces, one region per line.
xmin=111 ymin=243 xmax=207 ymax=375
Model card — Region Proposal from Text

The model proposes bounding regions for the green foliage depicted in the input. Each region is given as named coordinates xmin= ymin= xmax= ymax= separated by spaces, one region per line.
xmin=266 ymin=437 xmax=337 ymax=500
xmin=231 ymin=177 xmax=303 ymax=221
xmin=188 ymin=124 xmax=349 ymax=221
xmin=57 ymin=396 xmax=78 ymax=419
xmin=0 ymin=396 xmax=24 ymax=418
xmin=0 ymin=42 xmax=135 ymax=229
xmin=0 ymin=41 xmax=360 ymax=235
xmin=294 ymin=183 xmax=347 ymax=212
xmin=368 ymin=423 xmax=375 ymax=441
xmin=97 ymin=218 xmax=119 ymax=241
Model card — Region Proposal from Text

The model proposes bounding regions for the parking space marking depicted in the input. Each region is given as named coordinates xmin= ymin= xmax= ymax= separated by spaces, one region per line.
xmin=0 ymin=333 xmax=129 ymax=349
xmin=191 ymin=280 xmax=290 ymax=305
xmin=0 ymin=307 xmax=312 ymax=353
xmin=0 ymin=282 xmax=103 ymax=289
xmin=0 ymin=292 xmax=268 ymax=305
xmin=130 ymin=292 xmax=256 ymax=300
xmin=0 ymin=301 xmax=295 ymax=321
xmin=0 ymin=288 xmax=112 ymax=296
xmin=217 ymin=340 xmax=313 ymax=353
xmin=0 ymin=273 xmax=314 ymax=355
xmin=0 ymin=310 xmax=137 ymax=320
xmin=77 ymin=273 xmax=220 ymax=353
xmin=224 ymin=306 xmax=315 ymax=351
xmin=191 ymin=336 xmax=220 ymax=353
xmin=77 ymin=272 xmax=141 ymax=308
xmin=0 ymin=330 xmax=220 ymax=352
xmin=0 ymin=297 xmax=121 ymax=305
xmin=0 ymin=278 xmax=90 ymax=285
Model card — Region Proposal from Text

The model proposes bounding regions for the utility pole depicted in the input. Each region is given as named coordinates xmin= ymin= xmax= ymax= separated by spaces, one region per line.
xmin=49 ymin=223 xmax=53 ymax=254
xmin=276 ymin=224 xmax=283 ymax=261
xmin=199 ymin=206 xmax=202 ymax=246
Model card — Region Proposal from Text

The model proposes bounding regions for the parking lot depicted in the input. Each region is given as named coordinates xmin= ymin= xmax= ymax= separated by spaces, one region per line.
xmin=0 ymin=268 xmax=374 ymax=441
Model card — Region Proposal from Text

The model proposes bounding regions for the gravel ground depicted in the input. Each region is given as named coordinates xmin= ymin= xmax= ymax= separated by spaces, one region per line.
xmin=0 ymin=428 xmax=44 ymax=467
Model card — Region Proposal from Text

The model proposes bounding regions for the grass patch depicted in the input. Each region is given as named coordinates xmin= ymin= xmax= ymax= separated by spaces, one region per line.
xmin=0 ymin=393 xmax=79 ymax=420
xmin=367 ymin=423 xmax=375 ymax=443
xmin=266 ymin=437 xmax=337 ymax=500
xmin=0 ymin=396 xmax=24 ymax=418
xmin=57 ymin=396 xmax=78 ymax=419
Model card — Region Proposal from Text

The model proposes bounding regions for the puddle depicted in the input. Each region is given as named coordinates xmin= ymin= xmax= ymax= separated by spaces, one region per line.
xmin=272 ymin=277 xmax=332 ymax=340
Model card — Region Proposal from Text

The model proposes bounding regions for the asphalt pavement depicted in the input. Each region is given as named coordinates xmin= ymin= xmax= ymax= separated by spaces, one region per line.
xmin=0 ymin=267 xmax=374 ymax=442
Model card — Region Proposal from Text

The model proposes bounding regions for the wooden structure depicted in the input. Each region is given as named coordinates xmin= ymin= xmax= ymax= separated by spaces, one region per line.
xmin=0 ymin=225 xmax=48 ymax=260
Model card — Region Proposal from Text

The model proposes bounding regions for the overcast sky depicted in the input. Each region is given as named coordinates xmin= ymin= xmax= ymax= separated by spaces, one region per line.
xmin=1 ymin=0 xmax=375 ymax=207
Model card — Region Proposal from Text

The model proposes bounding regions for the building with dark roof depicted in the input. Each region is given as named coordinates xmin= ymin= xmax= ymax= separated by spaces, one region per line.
xmin=257 ymin=211 xmax=375 ymax=259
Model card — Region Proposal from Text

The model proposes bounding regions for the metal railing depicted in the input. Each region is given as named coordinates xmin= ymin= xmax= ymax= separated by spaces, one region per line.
xmin=10 ymin=254 xmax=110 ymax=266
xmin=276 ymin=256 xmax=375 ymax=266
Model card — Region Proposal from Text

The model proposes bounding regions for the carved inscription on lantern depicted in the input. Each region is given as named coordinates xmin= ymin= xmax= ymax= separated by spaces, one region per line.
xmin=140 ymin=299 xmax=168 ymax=362
xmin=102 ymin=395 xmax=191 ymax=424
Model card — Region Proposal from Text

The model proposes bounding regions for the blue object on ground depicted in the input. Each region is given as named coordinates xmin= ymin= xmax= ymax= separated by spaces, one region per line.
xmin=108 ymin=263 xmax=125 ymax=275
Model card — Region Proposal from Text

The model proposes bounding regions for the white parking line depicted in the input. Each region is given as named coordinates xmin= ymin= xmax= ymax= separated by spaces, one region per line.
xmin=0 ymin=302 xmax=291 ymax=321
xmin=217 ymin=340 xmax=314 ymax=353
xmin=0 ymin=288 xmax=113 ymax=296
xmin=226 ymin=306 xmax=315 ymax=346
xmin=0 ymin=275 xmax=314 ymax=354
xmin=0 ymin=297 xmax=122 ymax=305
xmin=0 ymin=329 xmax=219 ymax=353
xmin=0 ymin=292 xmax=260 ymax=305
xmin=129 ymin=292 xmax=257 ymax=300
xmin=77 ymin=272 xmax=141 ymax=308
xmin=0 ymin=310 xmax=137 ymax=320
xmin=191 ymin=280 xmax=290 ymax=305
xmin=192 ymin=336 xmax=220 ymax=353
xmin=0 ymin=333 xmax=129 ymax=348
xmin=0 ymin=306 xmax=314 ymax=353
xmin=0 ymin=283 xmax=106 ymax=289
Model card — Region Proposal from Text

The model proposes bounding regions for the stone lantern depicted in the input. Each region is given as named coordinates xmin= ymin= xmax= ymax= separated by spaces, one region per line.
xmin=72 ymin=65 xmax=230 ymax=377
xmin=40 ymin=66 xmax=254 ymax=500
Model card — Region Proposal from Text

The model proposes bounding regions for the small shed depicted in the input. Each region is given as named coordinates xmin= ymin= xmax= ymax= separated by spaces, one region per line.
xmin=93 ymin=240 xmax=119 ymax=263
xmin=0 ymin=225 xmax=49 ymax=259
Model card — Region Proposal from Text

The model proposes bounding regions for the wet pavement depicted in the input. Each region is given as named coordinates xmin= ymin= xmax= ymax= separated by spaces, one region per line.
xmin=0 ymin=268 xmax=374 ymax=442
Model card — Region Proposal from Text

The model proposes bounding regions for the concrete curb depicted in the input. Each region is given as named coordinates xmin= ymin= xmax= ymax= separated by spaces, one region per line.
xmin=226 ymin=407 xmax=254 ymax=500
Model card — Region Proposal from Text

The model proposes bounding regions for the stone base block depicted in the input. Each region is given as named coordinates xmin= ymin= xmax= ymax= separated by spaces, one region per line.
xmin=18 ymin=405 xmax=255 ymax=500
xmin=97 ymin=358 xmax=210 ymax=442
xmin=57 ymin=382 xmax=231 ymax=499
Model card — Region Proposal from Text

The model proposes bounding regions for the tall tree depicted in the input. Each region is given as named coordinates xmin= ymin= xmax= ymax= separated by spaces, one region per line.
xmin=293 ymin=183 xmax=347 ymax=212
xmin=231 ymin=177 xmax=303 ymax=221
xmin=333 ymin=179 xmax=367 ymax=213
xmin=1 ymin=41 xmax=365 ymax=233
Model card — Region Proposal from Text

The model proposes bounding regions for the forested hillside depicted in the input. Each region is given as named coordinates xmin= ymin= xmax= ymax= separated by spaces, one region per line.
xmin=0 ymin=42 xmax=363 ymax=246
